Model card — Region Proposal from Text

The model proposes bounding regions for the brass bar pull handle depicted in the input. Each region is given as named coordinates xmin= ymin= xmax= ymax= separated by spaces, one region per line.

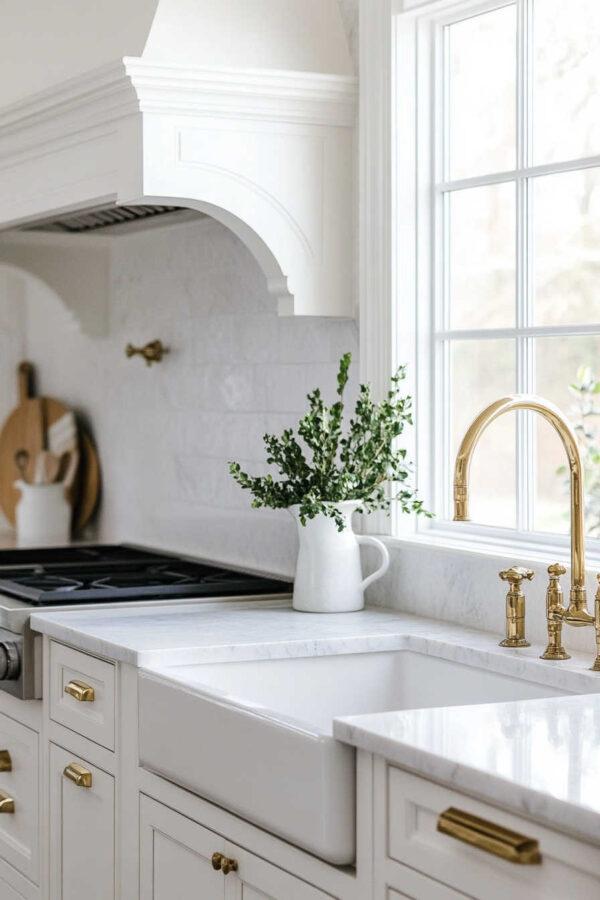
xmin=211 ymin=851 xmax=238 ymax=875
xmin=63 ymin=763 xmax=93 ymax=789
xmin=0 ymin=750 xmax=11 ymax=772
xmin=437 ymin=807 xmax=541 ymax=864
xmin=0 ymin=792 xmax=15 ymax=814
xmin=64 ymin=680 xmax=95 ymax=702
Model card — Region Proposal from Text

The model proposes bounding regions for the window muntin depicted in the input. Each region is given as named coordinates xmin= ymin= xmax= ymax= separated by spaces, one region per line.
xmin=431 ymin=0 xmax=600 ymax=541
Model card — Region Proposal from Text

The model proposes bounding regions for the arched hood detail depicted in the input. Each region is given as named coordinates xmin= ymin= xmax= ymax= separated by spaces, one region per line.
xmin=0 ymin=3 xmax=356 ymax=317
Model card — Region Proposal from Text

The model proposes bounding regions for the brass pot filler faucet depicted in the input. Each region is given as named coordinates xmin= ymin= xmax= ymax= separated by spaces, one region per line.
xmin=454 ymin=394 xmax=600 ymax=671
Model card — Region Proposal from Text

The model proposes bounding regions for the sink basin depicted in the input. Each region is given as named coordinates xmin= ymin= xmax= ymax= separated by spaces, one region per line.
xmin=138 ymin=649 xmax=567 ymax=864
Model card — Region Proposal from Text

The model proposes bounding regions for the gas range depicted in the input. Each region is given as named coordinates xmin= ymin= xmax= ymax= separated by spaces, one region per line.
xmin=0 ymin=544 xmax=292 ymax=700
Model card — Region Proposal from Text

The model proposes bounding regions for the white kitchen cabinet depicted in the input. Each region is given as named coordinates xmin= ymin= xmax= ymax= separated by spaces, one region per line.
xmin=0 ymin=875 xmax=27 ymax=899
xmin=140 ymin=795 xmax=333 ymax=900
xmin=376 ymin=763 xmax=600 ymax=900
xmin=49 ymin=744 xmax=115 ymax=900
xmin=0 ymin=711 xmax=39 ymax=884
xmin=140 ymin=795 xmax=226 ymax=899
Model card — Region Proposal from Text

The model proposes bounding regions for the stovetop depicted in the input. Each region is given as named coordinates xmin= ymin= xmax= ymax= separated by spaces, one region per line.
xmin=0 ymin=544 xmax=291 ymax=605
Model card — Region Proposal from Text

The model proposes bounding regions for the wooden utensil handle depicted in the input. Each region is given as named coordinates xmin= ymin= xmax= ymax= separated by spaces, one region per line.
xmin=17 ymin=362 xmax=33 ymax=403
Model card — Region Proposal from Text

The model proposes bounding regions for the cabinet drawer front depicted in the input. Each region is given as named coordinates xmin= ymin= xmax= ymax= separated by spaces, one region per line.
xmin=0 ymin=712 xmax=39 ymax=884
xmin=49 ymin=643 xmax=115 ymax=750
xmin=387 ymin=767 xmax=600 ymax=900
xmin=49 ymin=744 xmax=115 ymax=900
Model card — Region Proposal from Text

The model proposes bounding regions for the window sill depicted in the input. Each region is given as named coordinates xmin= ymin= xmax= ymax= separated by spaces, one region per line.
xmin=380 ymin=526 xmax=600 ymax=573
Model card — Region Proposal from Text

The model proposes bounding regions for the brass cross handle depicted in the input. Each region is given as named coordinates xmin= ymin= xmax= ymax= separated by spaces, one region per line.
xmin=542 ymin=562 xmax=570 ymax=661
xmin=125 ymin=339 xmax=169 ymax=366
xmin=499 ymin=566 xmax=534 ymax=586
xmin=499 ymin=566 xmax=534 ymax=649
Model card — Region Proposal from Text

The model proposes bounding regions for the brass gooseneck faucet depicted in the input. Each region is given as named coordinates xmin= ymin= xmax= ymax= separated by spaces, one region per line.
xmin=453 ymin=394 xmax=600 ymax=671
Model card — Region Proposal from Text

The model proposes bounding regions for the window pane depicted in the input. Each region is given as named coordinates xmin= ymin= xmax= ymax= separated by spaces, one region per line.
xmin=535 ymin=335 xmax=600 ymax=534
xmin=533 ymin=168 xmax=600 ymax=325
xmin=450 ymin=340 xmax=516 ymax=527
xmin=533 ymin=0 xmax=600 ymax=164
xmin=448 ymin=5 xmax=516 ymax=180
xmin=449 ymin=183 xmax=515 ymax=329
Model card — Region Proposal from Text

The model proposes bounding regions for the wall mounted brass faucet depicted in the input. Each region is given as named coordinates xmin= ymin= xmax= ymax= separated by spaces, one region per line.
xmin=125 ymin=339 xmax=169 ymax=366
xmin=454 ymin=394 xmax=600 ymax=670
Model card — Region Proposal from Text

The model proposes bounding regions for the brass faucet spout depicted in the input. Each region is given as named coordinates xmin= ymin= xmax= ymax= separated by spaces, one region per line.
xmin=453 ymin=395 xmax=588 ymax=615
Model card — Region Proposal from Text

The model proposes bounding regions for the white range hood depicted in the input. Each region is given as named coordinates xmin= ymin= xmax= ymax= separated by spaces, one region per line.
xmin=0 ymin=0 xmax=357 ymax=319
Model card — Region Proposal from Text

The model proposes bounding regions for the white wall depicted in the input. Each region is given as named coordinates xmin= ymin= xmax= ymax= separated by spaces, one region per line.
xmin=0 ymin=218 xmax=358 ymax=576
xmin=0 ymin=0 xmax=357 ymax=108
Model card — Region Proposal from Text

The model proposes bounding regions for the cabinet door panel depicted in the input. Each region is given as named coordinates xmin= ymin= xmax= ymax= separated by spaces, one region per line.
xmin=223 ymin=838 xmax=333 ymax=900
xmin=0 ymin=875 xmax=26 ymax=899
xmin=140 ymin=795 xmax=225 ymax=900
xmin=49 ymin=744 xmax=115 ymax=900
xmin=0 ymin=711 xmax=38 ymax=883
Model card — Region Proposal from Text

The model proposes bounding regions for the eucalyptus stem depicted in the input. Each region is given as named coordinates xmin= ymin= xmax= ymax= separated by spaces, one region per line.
xmin=229 ymin=353 xmax=430 ymax=531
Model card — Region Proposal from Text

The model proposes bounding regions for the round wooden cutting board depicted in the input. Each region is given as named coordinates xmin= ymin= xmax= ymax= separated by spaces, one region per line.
xmin=0 ymin=362 xmax=101 ymax=533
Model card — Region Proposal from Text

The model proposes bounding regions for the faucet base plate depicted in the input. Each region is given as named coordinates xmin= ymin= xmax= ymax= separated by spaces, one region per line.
xmin=499 ymin=638 xmax=530 ymax=648
xmin=540 ymin=646 xmax=571 ymax=661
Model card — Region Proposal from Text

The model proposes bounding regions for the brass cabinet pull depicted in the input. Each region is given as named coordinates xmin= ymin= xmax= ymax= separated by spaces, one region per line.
xmin=0 ymin=792 xmax=14 ymax=814
xmin=64 ymin=680 xmax=95 ymax=702
xmin=437 ymin=807 xmax=541 ymax=864
xmin=63 ymin=763 xmax=93 ymax=789
xmin=211 ymin=851 xmax=238 ymax=875
xmin=0 ymin=750 xmax=11 ymax=773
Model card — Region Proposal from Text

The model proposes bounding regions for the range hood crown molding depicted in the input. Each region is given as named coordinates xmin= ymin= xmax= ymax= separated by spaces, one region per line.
xmin=0 ymin=57 xmax=357 ymax=319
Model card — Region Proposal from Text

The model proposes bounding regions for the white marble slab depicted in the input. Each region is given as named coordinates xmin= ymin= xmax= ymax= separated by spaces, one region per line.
xmin=334 ymin=694 xmax=600 ymax=847
xmin=30 ymin=601 xmax=600 ymax=692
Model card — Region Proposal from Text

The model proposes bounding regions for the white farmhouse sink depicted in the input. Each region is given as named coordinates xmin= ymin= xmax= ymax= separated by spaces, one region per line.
xmin=138 ymin=650 xmax=566 ymax=865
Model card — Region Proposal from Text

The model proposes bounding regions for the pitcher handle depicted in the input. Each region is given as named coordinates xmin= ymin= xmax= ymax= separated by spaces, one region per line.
xmin=356 ymin=535 xmax=390 ymax=592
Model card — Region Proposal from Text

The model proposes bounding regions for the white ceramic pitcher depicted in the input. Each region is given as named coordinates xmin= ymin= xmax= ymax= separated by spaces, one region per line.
xmin=14 ymin=480 xmax=71 ymax=547
xmin=290 ymin=500 xmax=390 ymax=613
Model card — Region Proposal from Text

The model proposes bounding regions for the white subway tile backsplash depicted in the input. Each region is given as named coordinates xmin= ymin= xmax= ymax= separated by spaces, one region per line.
xmin=0 ymin=218 xmax=358 ymax=573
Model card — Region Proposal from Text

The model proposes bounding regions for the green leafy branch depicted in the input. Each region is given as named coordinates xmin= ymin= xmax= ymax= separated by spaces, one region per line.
xmin=229 ymin=353 xmax=430 ymax=530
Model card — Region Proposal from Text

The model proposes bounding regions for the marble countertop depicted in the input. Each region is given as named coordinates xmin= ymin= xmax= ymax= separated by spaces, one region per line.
xmin=335 ymin=694 xmax=600 ymax=847
xmin=30 ymin=601 xmax=600 ymax=845
xmin=29 ymin=601 xmax=600 ymax=689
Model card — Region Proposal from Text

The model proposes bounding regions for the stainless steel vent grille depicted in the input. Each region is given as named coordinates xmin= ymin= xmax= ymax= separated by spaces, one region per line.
xmin=22 ymin=204 xmax=186 ymax=234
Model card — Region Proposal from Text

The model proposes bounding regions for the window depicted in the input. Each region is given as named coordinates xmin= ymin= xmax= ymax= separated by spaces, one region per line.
xmin=407 ymin=0 xmax=600 ymax=548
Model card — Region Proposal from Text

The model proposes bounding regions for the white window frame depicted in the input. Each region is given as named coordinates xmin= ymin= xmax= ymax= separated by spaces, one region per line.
xmin=359 ymin=0 xmax=600 ymax=561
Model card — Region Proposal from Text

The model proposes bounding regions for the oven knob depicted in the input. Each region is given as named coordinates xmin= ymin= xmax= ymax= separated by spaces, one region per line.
xmin=0 ymin=643 xmax=20 ymax=681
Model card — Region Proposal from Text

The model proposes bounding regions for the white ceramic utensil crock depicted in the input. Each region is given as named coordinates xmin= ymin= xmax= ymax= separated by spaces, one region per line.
xmin=290 ymin=500 xmax=390 ymax=613
xmin=14 ymin=480 xmax=71 ymax=547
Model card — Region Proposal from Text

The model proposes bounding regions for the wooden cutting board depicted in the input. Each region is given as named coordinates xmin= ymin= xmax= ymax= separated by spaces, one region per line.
xmin=0 ymin=362 xmax=100 ymax=533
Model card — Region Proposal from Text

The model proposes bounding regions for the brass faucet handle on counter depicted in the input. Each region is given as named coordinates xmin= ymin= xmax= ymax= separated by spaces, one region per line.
xmin=499 ymin=567 xmax=534 ymax=648
xmin=541 ymin=563 xmax=570 ymax=661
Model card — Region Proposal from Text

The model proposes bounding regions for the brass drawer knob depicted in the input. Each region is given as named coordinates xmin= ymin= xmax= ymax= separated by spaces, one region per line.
xmin=220 ymin=856 xmax=238 ymax=875
xmin=0 ymin=750 xmax=11 ymax=773
xmin=63 ymin=763 xmax=93 ymax=789
xmin=437 ymin=807 xmax=541 ymax=864
xmin=211 ymin=851 xmax=238 ymax=875
xmin=64 ymin=680 xmax=95 ymax=702
xmin=0 ymin=792 xmax=14 ymax=814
